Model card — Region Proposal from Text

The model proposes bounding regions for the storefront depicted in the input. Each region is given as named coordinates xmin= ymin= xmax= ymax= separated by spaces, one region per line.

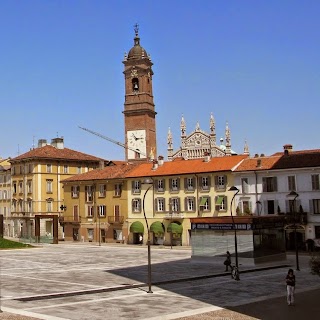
xmin=190 ymin=216 xmax=286 ymax=265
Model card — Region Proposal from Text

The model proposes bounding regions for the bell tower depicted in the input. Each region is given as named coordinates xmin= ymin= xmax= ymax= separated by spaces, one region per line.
xmin=123 ymin=24 xmax=157 ymax=161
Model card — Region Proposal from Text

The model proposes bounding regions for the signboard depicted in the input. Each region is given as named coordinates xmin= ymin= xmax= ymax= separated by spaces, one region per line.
xmin=191 ymin=223 xmax=251 ymax=231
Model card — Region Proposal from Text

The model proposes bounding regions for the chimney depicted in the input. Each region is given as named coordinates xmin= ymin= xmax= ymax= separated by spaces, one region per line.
xmin=38 ymin=139 xmax=47 ymax=148
xmin=51 ymin=137 xmax=64 ymax=149
xmin=158 ymin=155 xmax=164 ymax=166
xmin=152 ymin=160 xmax=158 ymax=170
xmin=203 ymin=151 xmax=211 ymax=162
xmin=283 ymin=144 xmax=293 ymax=155
xmin=256 ymin=159 xmax=262 ymax=168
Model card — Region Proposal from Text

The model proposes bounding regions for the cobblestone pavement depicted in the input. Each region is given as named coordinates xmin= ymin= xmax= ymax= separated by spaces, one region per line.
xmin=0 ymin=242 xmax=318 ymax=320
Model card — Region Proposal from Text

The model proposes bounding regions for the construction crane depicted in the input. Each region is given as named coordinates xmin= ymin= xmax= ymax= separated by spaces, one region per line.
xmin=78 ymin=126 xmax=148 ymax=158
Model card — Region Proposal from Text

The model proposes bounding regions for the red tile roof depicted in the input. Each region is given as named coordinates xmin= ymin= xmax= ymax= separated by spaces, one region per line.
xmin=272 ymin=152 xmax=320 ymax=169
xmin=62 ymin=163 xmax=138 ymax=182
xmin=235 ymin=149 xmax=320 ymax=171
xmin=126 ymin=155 xmax=248 ymax=178
xmin=234 ymin=155 xmax=282 ymax=171
xmin=10 ymin=145 xmax=107 ymax=163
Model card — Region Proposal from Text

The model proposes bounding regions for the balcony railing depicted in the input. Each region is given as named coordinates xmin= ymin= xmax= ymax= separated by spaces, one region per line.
xmin=164 ymin=212 xmax=184 ymax=219
xmin=108 ymin=216 xmax=124 ymax=224
xmin=59 ymin=216 xmax=81 ymax=224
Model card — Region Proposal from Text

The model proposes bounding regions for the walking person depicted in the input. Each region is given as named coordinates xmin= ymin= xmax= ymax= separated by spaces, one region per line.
xmin=224 ymin=251 xmax=231 ymax=271
xmin=286 ymin=268 xmax=296 ymax=306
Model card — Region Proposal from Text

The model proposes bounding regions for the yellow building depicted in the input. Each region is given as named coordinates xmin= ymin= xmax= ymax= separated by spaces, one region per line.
xmin=61 ymin=162 xmax=136 ymax=243
xmin=9 ymin=138 xmax=107 ymax=240
xmin=125 ymin=155 xmax=248 ymax=246
xmin=0 ymin=158 xmax=12 ymax=236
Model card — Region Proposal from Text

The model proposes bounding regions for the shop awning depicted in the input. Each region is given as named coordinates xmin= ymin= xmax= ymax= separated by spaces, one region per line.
xmin=199 ymin=197 xmax=207 ymax=206
xmin=216 ymin=196 xmax=224 ymax=205
xmin=130 ymin=221 xmax=144 ymax=233
xmin=167 ymin=222 xmax=183 ymax=234
xmin=150 ymin=221 xmax=165 ymax=234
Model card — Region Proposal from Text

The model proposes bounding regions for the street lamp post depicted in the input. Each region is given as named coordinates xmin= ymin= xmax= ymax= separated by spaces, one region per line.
xmin=287 ymin=191 xmax=300 ymax=271
xmin=142 ymin=179 xmax=153 ymax=293
xmin=229 ymin=186 xmax=240 ymax=280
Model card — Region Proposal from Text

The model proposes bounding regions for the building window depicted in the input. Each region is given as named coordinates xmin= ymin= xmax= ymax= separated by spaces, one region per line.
xmin=288 ymin=176 xmax=296 ymax=191
xmin=215 ymin=196 xmax=226 ymax=211
xmin=156 ymin=179 xmax=165 ymax=192
xmin=19 ymin=181 xmax=23 ymax=193
xmin=132 ymin=199 xmax=141 ymax=212
xmin=13 ymin=182 xmax=17 ymax=194
xmin=99 ymin=184 xmax=106 ymax=197
xmin=98 ymin=205 xmax=106 ymax=217
xmin=63 ymin=165 xmax=68 ymax=174
xmin=27 ymin=180 xmax=32 ymax=193
xmin=114 ymin=205 xmax=120 ymax=222
xmin=311 ymin=174 xmax=320 ymax=190
xmin=19 ymin=200 xmax=23 ymax=212
xmin=88 ymin=229 xmax=94 ymax=240
xmin=85 ymin=186 xmax=93 ymax=202
xmin=315 ymin=226 xmax=320 ymax=238
xmin=241 ymin=178 xmax=249 ymax=194
xmin=3 ymin=190 xmax=7 ymax=199
xmin=71 ymin=186 xmax=80 ymax=198
xmin=185 ymin=197 xmax=195 ymax=212
xmin=46 ymin=164 xmax=52 ymax=173
xmin=77 ymin=166 xmax=81 ymax=174
xmin=215 ymin=175 xmax=227 ymax=191
xmin=47 ymin=201 xmax=53 ymax=212
xmin=114 ymin=183 xmax=122 ymax=197
xmin=262 ymin=177 xmax=278 ymax=192
xmin=155 ymin=198 xmax=165 ymax=212
xmin=241 ymin=200 xmax=252 ymax=214
xmin=184 ymin=177 xmax=195 ymax=191
xmin=132 ymin=181 xmax=141 ymax=194
xmin=200 ymin=176 xmax=210 ymax=191
xmin=310 ymin=199 xmax=320 ymax=214
xmin=46 ymin=180 xmax=53 ymax=193
xmin=266 ymin=200 xmax=277 ymax=214
xmin=27 ymin=201 xmax=32 ymax=213
xmin=170 ymin=197 xmax=180 ymax=212
xmin=87 ymin=205 xmax=94 ymax=217
xmin=73 ymin=205 xmax=79 ymax=221
xmin=29 ymin=164 xmax=33 ymax=173
xmin=170 ymin=178 xmax=180 ymax=192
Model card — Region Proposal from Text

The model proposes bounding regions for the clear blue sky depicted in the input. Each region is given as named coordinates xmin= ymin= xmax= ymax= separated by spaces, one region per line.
xmin=1 ymin=0 xmax=319 ymax=160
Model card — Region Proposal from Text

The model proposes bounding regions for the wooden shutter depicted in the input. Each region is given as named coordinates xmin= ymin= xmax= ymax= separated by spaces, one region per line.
xmin=169 ymin=178 xmax=172 ymax=191
xmin=184 ymin=178 xmax=188 ymax=190
xmin=177 ymin=178 xmax=180 ymax=190
xmin=309 ymin=199 xmax=314 ymax=214
xmin=273 ymin=177 xmax=278 ymax=192
xmin=208 ymin=196 xmax=211 ymax=211
xmin=262 ymin=178 xmax=267 ymax=192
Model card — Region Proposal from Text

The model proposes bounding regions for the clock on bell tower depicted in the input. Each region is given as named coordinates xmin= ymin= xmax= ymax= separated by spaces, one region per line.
xmin=123 ymin=24 xmax=157 ymax=161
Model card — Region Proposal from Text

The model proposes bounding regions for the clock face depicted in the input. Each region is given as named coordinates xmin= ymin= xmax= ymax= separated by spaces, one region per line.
xmin=127 ymin=130 xmax=146 ymax=159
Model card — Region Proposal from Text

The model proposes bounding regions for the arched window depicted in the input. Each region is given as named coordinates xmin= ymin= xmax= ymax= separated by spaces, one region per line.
xmin=132 ymin=78 xmax=139 ymax=92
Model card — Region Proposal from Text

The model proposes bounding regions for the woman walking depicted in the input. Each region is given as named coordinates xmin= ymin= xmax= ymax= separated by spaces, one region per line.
xmin=286 ymin=268 xmax=296 ymax=306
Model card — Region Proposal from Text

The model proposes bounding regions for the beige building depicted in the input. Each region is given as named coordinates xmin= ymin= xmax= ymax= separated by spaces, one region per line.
xmin=61 ymin=162 xmax=137 ymax=243
xmin=0 ymin=158 xmax=12 ymax=236
xmin=9 ymin=138 xmax=107 ymax=240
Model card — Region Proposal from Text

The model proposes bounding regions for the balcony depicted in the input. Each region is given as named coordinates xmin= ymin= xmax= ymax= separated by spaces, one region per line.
xmin=285 ymin=212 xmax=308 ymax=225
xmin=108 ymin=216 xmax=124 ymax=224
xmin=59 ymin=216 xmax=81 ymax=225
xmin=164 ymin=212 xmax=184 ymax=219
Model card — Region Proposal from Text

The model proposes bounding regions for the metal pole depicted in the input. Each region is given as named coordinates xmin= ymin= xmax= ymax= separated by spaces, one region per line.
xmin=293 ymin=195 xmax=300 ymax=271
xmin=143 ymin=185 xmax=153 ymax=293
xmin=230 ymin=188 xmax=240 ymax=280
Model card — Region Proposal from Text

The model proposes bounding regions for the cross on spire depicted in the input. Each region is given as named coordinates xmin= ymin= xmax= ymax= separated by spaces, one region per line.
xmin=134 ymin=23 xmax=139 ymax=36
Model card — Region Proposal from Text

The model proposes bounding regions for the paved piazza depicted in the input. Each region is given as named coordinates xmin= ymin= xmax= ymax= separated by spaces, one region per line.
xmin=0 ymin=243 xmax=319 ymax=320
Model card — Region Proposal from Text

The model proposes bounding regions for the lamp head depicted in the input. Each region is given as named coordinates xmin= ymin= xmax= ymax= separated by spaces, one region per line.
xmin=229 ymin=186 xmax=239 ymax=192
xmin=287 ymin=190 xmax=299 ymax=197
xmin=142 ymin=178 xmax=153 ymax=185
